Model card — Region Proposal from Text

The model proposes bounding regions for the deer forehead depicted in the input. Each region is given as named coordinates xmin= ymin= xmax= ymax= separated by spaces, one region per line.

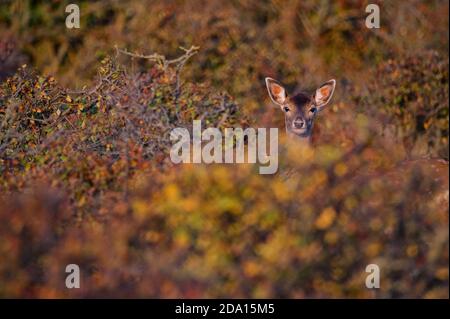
xmin=287 ymin=93 xmax=313 ymax=112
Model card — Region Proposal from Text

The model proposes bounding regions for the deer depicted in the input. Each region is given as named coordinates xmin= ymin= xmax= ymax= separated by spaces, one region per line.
xmin=265 ymin=77 xmax=336 ymax=145
xmin=265 ymin=76 xmax=448 ymax=212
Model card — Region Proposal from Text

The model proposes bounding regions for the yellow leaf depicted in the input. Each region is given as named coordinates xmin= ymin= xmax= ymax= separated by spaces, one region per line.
xmin=164 ymin=183 xmax=180 ymax=201
xmin=406 ymin=244 xmax=418 ymax=257
xmin=435 ymin=267 xmax=449 ymax=280
xmin=132 ymin=199 xmax=149 ymax=221
xmin=315 ymin=207 xmax=337 ymax=230
xmin=243 ymin=261 xmax=261 ymax=277
xmin=324 ymin=231 xmax=339 ymax=245
xmin=366 ymin=242 xmax=381 ymax=257
xmin=334 ymin=162 xmax=348 ymax=177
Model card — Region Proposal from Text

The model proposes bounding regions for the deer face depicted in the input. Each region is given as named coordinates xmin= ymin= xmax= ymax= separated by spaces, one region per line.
xmin=265 ymin=77 xmax=336 ymax=139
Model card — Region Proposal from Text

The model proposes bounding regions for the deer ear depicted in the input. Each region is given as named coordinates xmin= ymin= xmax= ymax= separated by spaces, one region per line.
xmin=265 ymin=77 xmax=287 ymax=106
xmin=314 ymin=79 xmax=336 ymax=108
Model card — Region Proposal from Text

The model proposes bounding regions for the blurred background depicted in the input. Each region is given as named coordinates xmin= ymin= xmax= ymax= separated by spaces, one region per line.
xmin=0 ymin=0 xmax=448 ymax=298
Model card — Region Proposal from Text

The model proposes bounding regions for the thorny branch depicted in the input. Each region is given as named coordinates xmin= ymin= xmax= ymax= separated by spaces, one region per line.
xmin=115 ymin=45 xmax=200 ymax=103
xmin=114 ymin=45 xmax=200 ymax=70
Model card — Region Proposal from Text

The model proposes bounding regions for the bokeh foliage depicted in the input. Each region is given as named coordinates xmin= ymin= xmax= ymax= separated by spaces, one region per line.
xmin=0 ymin=0 xmax=449 ymax=298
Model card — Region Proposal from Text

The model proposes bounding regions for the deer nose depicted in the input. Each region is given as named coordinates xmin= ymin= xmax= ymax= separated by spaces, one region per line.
xmin=293 ymin=118 xmax=305 ymax=129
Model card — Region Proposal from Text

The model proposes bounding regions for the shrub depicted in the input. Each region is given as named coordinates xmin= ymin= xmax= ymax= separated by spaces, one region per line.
xmin=0 ymin=139 xmax=448 ymax=298
xmin=0 ymin=51 xmax=248 ymax=218
xmin=0 ymin=54 xmax=448 ymax=298
xmin=0 ymin=1 xmax=448 ymax=297
xmin=355 ymin=51 xmax=449 ymax=159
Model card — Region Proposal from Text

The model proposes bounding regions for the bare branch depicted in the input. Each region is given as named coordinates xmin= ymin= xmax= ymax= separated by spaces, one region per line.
xmin=114 ymin=45 xmax=200 ymax=70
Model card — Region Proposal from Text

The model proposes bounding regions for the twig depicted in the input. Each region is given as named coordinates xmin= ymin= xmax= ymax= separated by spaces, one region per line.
xmin=116 ymin=45 xmax=200 ymax=107
xmin=115 ymin=45 xmax=200 ymax=70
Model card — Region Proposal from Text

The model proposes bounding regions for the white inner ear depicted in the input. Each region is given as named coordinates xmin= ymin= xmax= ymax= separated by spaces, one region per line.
xmin=315 ymin=80 xmax=336 ymax=106
xmin=266 ymin=78 xmax=286 ymax=105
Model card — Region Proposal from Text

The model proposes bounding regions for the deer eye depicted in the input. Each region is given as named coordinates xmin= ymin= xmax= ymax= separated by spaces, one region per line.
xmin=310 ymin=107 xmax=317 ymax=114
xmin=283 ymin=106 xmax=290 ymax=112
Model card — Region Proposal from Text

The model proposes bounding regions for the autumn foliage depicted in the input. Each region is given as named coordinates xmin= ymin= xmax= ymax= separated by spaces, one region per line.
xmin=0 ymin=0 xmax=449 ymax=298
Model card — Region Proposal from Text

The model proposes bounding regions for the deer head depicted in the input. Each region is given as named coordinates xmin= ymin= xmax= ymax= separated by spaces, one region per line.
xmin=265 ymin=77 xmax=336 ymax=143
